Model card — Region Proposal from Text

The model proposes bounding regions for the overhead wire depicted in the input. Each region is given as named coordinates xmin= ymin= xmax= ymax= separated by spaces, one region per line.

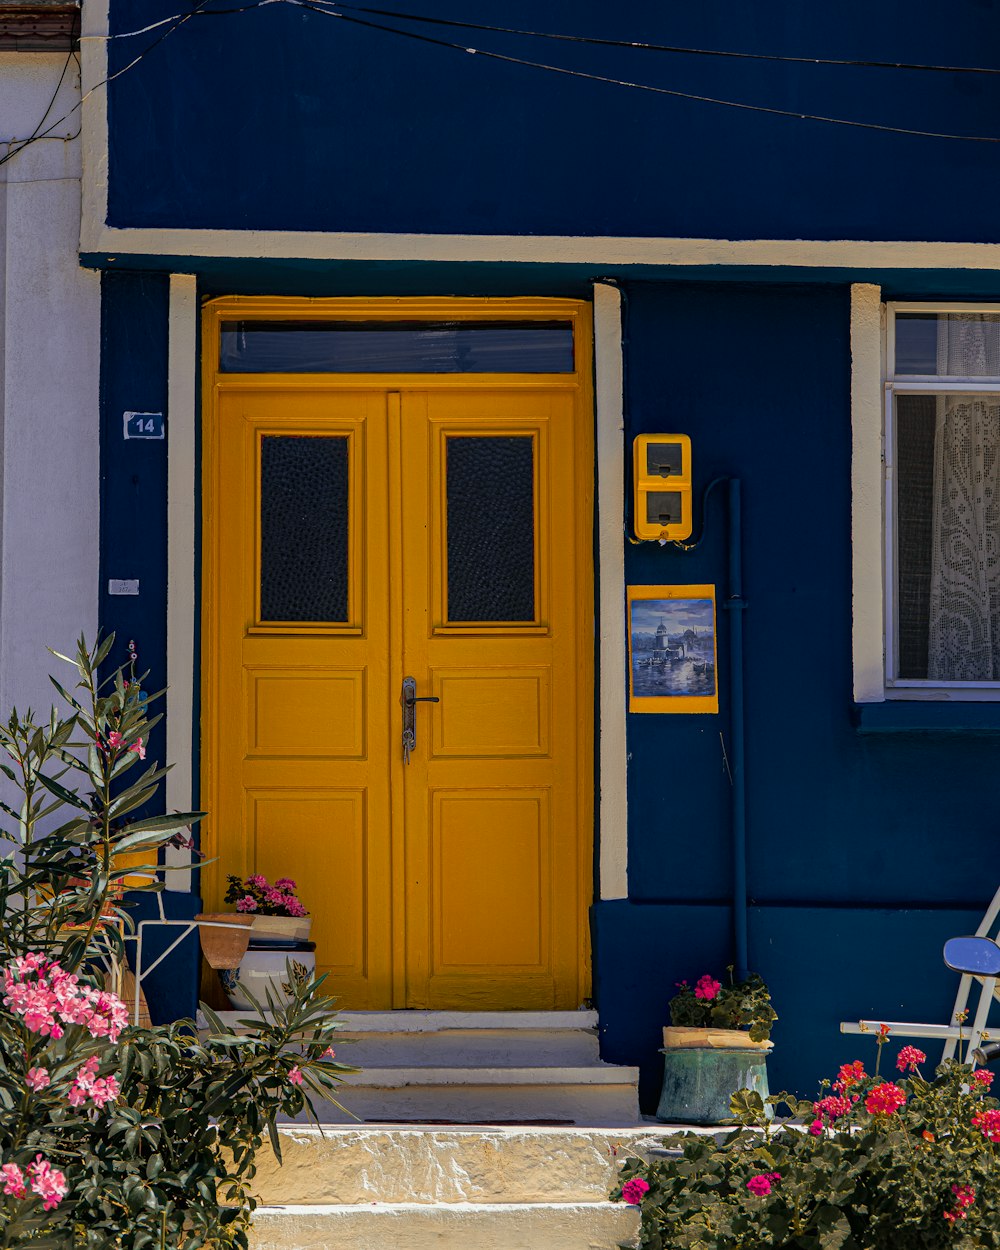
xmin=90 ymin=0 xmax=1000 ymax=80
xmin=0 ymin=42 xmax=78 ymax=169
xmin=315 ymin=2 xmax=1000 ymax=79
xmin=10 ymin=0 xmax=1000 ymax=163
xmin=293 ymin=0 xmax=1000 ymax=144
xmin=0 ymin=0 xmax=210 ymax=170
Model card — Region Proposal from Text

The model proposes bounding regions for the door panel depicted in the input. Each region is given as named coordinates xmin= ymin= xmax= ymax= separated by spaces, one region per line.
xmin=210 ymin=389 xmax=393 ymax=1007
xmin=398 ymin=390 xmax=585 ymax=1008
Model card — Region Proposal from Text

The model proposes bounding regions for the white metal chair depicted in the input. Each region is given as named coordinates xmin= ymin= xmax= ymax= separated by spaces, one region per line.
xmin=118 ymin=870 xmax=251 ymax=1026
xmin=840 ymin=884 xmax=1000 ymax=1068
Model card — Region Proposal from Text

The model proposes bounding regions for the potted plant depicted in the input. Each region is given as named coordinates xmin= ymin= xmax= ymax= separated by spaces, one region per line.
xmin=657 ymin=969 xmax=777 ymax=1124
xmin=206 ymin=874 xmax=316 ymax=1011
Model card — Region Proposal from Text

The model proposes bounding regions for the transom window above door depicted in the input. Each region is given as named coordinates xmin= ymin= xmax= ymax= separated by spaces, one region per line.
xmin=220 ymin=320 xmax=575 ymax=373
xmin=887 ymin=305 xmax=1000 ymax=692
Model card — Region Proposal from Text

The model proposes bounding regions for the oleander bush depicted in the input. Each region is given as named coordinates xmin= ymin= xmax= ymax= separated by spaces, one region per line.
xmin=0 ymin=637 xmax=352 ymax=1248
xmin=614 ymin=1042 xmax=1000 ymax=1249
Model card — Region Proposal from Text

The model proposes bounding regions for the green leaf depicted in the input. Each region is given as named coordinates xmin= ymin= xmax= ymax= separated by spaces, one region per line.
xmin=729 ymin=1088 xmax=765 ymax=1122
xmin=35 ymin=772 xmax=89 ymax=809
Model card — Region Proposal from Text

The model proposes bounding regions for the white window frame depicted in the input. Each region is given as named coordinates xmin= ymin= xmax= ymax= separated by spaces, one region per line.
xmin=883 ymin=301 xmax=1000 ymax=700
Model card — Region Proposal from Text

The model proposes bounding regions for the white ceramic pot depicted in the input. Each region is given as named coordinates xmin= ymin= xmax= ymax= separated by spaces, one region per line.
xmin=220 ymin=946 xmax=316 ymax=1011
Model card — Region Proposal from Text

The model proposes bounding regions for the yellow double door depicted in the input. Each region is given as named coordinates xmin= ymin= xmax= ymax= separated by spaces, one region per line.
xmin=204 ymin=375 xmax=593 ymax=1009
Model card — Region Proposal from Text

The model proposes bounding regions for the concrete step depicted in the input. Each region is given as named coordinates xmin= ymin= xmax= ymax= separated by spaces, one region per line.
xmin=334 ymin=1010 xmax=601 ymax=1067
xmin=206 ymin=1009 xmax=602 ymax=1067
xmin=254 ymin=1125 xmax=661 ymax=1205
xmin=290 ymin=1064 xmax=641 ymax=1127
xmin=248 ymin=1201 xmax=641 ymax=1250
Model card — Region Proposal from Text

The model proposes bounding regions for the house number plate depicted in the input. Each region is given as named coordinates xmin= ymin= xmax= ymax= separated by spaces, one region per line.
xmin=123 ymin=411 xmax=165 ymax=440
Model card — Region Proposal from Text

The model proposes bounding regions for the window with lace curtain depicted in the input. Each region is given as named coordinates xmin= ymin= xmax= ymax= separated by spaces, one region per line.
xmin=887 ymin=306 xmax=1000 ymax=690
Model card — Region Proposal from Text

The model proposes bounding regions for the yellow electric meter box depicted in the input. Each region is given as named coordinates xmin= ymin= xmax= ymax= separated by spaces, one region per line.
xmin=633 ymin=434 xmax=693 ymax=541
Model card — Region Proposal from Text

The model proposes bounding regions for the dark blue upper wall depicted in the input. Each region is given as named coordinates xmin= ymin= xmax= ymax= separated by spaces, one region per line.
xmin=107 ymin=1 xmax=1000 ymax=242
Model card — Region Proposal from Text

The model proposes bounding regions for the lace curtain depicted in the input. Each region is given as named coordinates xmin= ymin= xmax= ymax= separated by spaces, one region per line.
xmin=928 ymin=315 xmax=1000 ymax=680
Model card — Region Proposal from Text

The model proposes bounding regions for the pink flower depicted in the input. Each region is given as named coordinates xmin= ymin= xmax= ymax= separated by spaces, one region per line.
xmin=865 ymin=1083 xmax=907 ymax=1116
xmin=25 ymin=1067 xmax=49 ymax=1092
xmin=275 ymin=878 xmax=297 ymax=889
xmin=833 ymin=1060 xmax=865 ymax=1093
xmin=129 ymin=737 xmax=145 ymax=760
xmin=3 ymin=957 xmax=127 ymax=1043
xmin=953 ymin=1184 xmax=976 ymax=1209
xmin=235 ymin=896 xmax=258 ymax=912
xmin=621 ymin=1177 xmax=650 ymax=1205
xmin=105 ymin=731 xmax=124 ymax=750
xmin=973 ymin=1108 xmax=1000 ymax=1141
xmin=322 ymin=1046 xmax=336 ymax=1059
xmin=814 ymin=1094 xmax=851 ymax=1123
xmin=694 ymin=974 xmax=721 ymax=1001
xmin=746 ymin=1172 xmax=780 ymax=1197
xmin=896 ymin=1045 xmax=926 ymax=1073
xmin=67 ymin=1056 xmax=119 ymax=1109
xmin=973 ymin=1069 xmax=995 ymax=1089
xmin=284 ymin=897 xmax=308 ymax=917
xmin=288 ymin=1066 xmax=303 ymax=1086
xmin=246 ymin=874 xmax=268 ymax=889
xmin=89 ymin=1076 xmax=120 ymax=1109
xmin=26 ymin=1155 xmax=67 ymax=1211
xmin=1 ymin=1163 xmax=25 ymax=1198
xmin=808 ymin=1119 xmax=824 ymax=1136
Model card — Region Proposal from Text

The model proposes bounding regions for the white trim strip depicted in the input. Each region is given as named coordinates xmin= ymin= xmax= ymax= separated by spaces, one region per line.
xmin=165 ymin=273 xmax=198 ymax=889
xmin=82 ymin=225 xmax=1000 ymax=268
xmin=593 ymin=282 xmax=628 ymax=901
xmin=850 ymin=283 xmax=885 ymax=704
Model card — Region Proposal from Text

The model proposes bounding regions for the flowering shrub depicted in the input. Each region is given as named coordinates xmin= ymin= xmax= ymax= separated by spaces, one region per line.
xmin=669 ymin=968 xmax=777 ymax=1042
xmin=0 ymin=637 xmax=353 ymax=1247
xmin=613 ymin=1048 xmax=1000 ymax=1249
xmin=225 ymin=872 xmax=309 ymax=917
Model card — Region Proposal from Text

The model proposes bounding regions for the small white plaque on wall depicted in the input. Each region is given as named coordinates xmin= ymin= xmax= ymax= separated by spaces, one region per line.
xmin=108 ymin=579 xmax=139 ymax=596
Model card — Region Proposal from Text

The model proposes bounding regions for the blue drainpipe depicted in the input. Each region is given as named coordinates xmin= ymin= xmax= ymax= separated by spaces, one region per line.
xmin=723 ymin=479 xmax=749 ymax=981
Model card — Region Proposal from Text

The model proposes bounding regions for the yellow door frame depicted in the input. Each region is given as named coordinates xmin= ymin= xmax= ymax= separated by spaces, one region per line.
xmin=200 ymin=296 xmax=595 ymax=1005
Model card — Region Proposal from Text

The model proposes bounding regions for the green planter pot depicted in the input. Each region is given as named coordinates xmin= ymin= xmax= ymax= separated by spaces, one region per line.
xmin=657 ymin=1028 xmax=773 ymax=1125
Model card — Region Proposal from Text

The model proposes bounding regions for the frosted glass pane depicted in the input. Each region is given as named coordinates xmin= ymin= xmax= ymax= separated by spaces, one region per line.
xmin=260 ymin=435 xmax=348 ymax=622
xmin=446 ymin=436 xmax=535 ymax=622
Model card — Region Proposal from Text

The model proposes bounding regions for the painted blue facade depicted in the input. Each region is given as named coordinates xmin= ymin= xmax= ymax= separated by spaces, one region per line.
xmin=93 ymin=1 xmax=1000 ymax=1109
xmin=105 ymin=1 xmax=1000 ymax=243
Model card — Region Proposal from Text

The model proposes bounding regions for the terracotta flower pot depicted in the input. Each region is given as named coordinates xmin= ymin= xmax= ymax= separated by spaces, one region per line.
xmin=193 ymin=913 xmax=253 ymax=970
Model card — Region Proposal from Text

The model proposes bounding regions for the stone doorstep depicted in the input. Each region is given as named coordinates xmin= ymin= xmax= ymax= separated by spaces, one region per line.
xmin=204 ymin=1010 xmax=599 ymax=1032
xmin=248 ymin=1201 xmax=641 ymax=1250
xmin=334 ymin=1011 xmax=600 ymax=1031
xmin=332 ymin=1065 xmax=637 ymax=1088
xmin=289 ymin=1069 xmax=641 ymax=1127
xmin=253 ymin=1125 xmax=662 ymax=1206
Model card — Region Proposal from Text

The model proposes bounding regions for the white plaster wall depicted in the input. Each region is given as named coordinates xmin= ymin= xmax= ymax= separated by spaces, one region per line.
xmin=0 ymin=53 xmax=100 ymax=717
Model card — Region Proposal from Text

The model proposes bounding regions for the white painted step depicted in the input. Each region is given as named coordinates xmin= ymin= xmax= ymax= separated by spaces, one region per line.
xmin=334 ymin=1011 xmax=601 ymax=1067
xmin=249 ymin=1201 xmax=640 ymax=1250
xmin=254 ymin=1126 xmax=661 ymax=1205
xmin=206 ymin=1009 xmax=602 ymax=1066
xmin=290 ymin=1064 xmax=641 ymax=1126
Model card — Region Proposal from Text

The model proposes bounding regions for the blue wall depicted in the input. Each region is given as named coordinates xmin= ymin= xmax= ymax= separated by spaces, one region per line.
xmin=594 ymin=280 xmax=1000 ymax=1105
xmin=99 ymin=271 xmax=170 ymax=723
xmin=106 ymin=0 xmax=1000 ymax=242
